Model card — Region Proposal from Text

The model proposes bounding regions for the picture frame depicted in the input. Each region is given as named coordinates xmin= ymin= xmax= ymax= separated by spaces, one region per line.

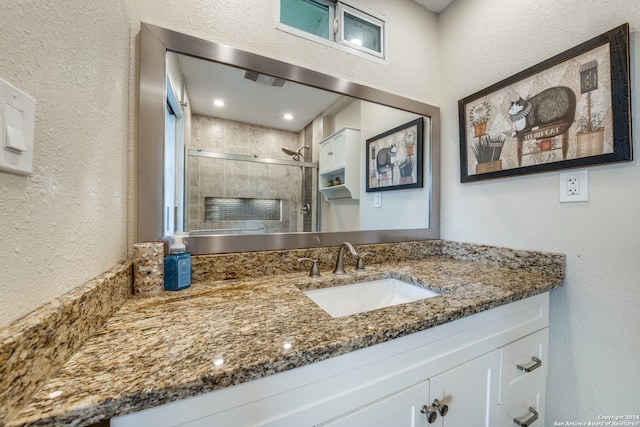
xmin=366 ymin=117 xmax=423 ymax=192
xmin=458 ymin=23 xmax=632 ymax=183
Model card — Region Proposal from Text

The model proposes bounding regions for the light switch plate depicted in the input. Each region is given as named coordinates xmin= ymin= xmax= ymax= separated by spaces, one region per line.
xmin=0 ymin=77 xmax=35 ymax=175
xmin=559 ymin=170 xmax=589 ymax=202
xmin=374 ymin=192 xmax=382 ymax=208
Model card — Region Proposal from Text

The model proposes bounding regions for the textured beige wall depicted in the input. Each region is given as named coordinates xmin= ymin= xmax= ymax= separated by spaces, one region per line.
xmin=0 ymin=2 xmax=130 ymax=327
xmin=439 ymin=0 xmax=640 ymax=421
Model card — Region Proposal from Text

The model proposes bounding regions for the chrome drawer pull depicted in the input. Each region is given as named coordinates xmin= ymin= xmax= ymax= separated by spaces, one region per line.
xmin=513 ymin=407 xmax=538 ymax=426
xmin=517 ymin=356 xmax=542 ymax=373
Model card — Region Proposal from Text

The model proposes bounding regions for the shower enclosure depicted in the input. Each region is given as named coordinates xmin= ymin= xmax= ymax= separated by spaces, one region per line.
xmin=282 ymin=145 xmax=312 ymax=216
xmin=185 ymin=115 xmax=317 ymax=234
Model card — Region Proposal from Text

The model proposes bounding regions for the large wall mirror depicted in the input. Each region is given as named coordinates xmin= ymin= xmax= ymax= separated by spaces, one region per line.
xmin=139 ymin=22 xmax=440 ymax=254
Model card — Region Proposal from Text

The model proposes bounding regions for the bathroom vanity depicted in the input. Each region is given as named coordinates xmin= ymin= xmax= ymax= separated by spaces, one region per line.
xmin=113 ymin=293 xmax=549 ymax=427
xmin=6 ymin=241 xmax=563 ymax=427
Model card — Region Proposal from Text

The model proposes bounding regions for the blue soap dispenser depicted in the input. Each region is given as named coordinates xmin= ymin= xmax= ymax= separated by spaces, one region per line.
xmin=164 ymin=237 xmax=192 ymax=291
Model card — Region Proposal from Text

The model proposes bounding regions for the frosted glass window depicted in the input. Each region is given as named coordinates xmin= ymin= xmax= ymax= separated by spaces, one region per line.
xmin=339 ymin=4 xmax=384 ymax=57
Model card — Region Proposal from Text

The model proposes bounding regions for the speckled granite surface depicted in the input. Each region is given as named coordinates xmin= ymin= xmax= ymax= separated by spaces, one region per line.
xmin=3 ymin=241 xmax=564 ymax=427
xmin=191 ymin=240 xmax=443 ymax=282
xmin=0 ymin=262 xmax=132 ymax=426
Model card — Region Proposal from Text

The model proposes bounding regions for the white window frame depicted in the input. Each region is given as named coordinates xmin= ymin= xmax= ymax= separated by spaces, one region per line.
xmin=336 ymin=2 xmax=386 ymax=59
xmin=276 ymin=0 xmax=388 ymax=64
xmin=165 ymin=75 xmax=185 ymax=235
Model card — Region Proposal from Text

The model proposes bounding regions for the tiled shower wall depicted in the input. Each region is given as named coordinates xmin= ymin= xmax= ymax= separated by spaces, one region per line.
xmin=188 ymin=115 xmax=312 ymax=233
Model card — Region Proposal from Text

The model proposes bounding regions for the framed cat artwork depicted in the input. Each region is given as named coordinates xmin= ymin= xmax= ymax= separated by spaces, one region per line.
xmin=366 ymin=117 xmax=423 ymax=192
xmin=458 ymin=23 xmax=632 ymax=183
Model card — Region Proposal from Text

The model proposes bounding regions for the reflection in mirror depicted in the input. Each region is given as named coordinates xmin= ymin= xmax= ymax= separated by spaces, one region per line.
xmin=168 ymin=53 xmax=430 ymax=236
xmin=139 ymin=22 xmax=440 ymax=253
xmin=168 ymin=52 xmax=335 ymax=235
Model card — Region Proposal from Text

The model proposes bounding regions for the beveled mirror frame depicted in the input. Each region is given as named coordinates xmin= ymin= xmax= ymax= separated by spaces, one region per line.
xmin=138 ymin=22 xmax=440 ymax=254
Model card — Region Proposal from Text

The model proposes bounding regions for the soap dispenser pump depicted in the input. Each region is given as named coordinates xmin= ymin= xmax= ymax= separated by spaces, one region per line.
xmin=164 ymin=237 xmax=192 ymax=291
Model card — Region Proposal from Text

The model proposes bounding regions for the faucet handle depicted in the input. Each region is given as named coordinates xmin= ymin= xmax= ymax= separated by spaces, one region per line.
xmin=356 ymin=252 xmax=373 ymax=272
xmin=298 ymin=258 xmax=321 ymax=277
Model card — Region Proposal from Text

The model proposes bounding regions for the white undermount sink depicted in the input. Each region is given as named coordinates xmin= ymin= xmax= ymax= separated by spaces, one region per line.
xmin=303 ymin=277 xmax=440 ymax=318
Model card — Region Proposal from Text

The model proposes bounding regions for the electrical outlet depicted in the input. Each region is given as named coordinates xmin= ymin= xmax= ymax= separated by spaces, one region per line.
xmin=559 ymin=170 xmax=589 ymax=202
xmin=567 ymin=177 xmax=579 ymax=195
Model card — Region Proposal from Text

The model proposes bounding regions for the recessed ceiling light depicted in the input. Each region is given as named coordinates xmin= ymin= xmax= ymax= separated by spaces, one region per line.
xmin=213 ymin=99 xmax=225 ymax=107
xmin=350 ymin=38 xmax=363 ymax=46
xmin=283 ymin=113 xmax=293 ymax=120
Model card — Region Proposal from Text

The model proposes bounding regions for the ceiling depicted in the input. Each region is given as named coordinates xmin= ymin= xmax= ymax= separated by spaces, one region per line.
xmin=176 ymin=53 xmax=343 ymax=133
xmin=414 ymin=0 xmax=455 ymax=13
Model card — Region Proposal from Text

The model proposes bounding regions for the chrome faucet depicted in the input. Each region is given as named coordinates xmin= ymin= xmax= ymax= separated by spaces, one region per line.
xmin=333 ymin=242 xmax=359 ymax=275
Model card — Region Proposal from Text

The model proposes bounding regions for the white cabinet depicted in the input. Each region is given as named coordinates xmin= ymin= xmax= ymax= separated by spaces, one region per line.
xmin=112 ymin=294 xmax=550 ymax=427
xmin=318 ymin=127 xmax=360 ymax=200
xmin=319 ymin=129 xmax=347 ymax=172
xmin=429 ymin=350 xmax=500 ymax=427
xmin=318 ymin=350 xmax=500 ymax=427
xmin=498 ymin=328 xmax=548 ymax=427
xmin=316 ymin=380 xmax=430 ymax=427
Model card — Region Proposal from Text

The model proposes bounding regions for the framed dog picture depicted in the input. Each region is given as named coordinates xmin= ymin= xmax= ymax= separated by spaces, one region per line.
xmin=458 ymin=23 xmax=632 ymax=183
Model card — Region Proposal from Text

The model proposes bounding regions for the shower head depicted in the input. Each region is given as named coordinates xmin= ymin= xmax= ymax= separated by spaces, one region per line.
xmin=281 ymin=147 xmax=298 ymax=157
xmin=282 ymin=146 xmax=310 ymax=161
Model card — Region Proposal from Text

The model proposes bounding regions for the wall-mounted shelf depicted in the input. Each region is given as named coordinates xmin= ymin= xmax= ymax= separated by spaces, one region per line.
xmin=319 ymin=184 xmax=353 ymax=201
xmin=318 ymin=127 xmax=360 ymax=201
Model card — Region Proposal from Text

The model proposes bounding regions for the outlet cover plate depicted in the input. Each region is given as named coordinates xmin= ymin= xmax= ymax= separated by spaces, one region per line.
xmin=559 ymin=170 xmax=589 ymax=202
xmin=374 ymin=192 xmax=382 ymax=208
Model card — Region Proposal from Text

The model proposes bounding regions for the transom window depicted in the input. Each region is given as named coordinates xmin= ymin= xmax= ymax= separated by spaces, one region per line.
xmin=278 ymin=0 xmax=387 ymax=61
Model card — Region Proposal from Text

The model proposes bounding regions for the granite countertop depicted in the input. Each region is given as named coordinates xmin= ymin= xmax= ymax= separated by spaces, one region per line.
xmin=7 ymin=254 xmax=564 ymax=427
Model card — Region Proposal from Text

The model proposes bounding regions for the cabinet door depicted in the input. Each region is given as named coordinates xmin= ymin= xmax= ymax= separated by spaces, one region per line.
xmin=319 ymin=131 xmax=346 ymax=173
xmin=429 ymin=350 xmax=500 ymax=427
xmin=499 ymin=328 xmax=548 ymax=427
xmin=319 ymin=138 xmax=335 ymax=173
xmin=316 ymin=380 xmax=430 ymax=427
xmin=331 ymin=131 xmax=346 ymax=169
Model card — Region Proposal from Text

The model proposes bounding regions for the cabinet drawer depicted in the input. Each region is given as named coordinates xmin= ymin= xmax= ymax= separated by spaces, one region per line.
xmin=499 ymin=328 xmax=548 ymax=427
xmin=501 ymin=385 xmax=545 ymax=427
xmin=501 ymin=328 xmax=548 ymax=389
